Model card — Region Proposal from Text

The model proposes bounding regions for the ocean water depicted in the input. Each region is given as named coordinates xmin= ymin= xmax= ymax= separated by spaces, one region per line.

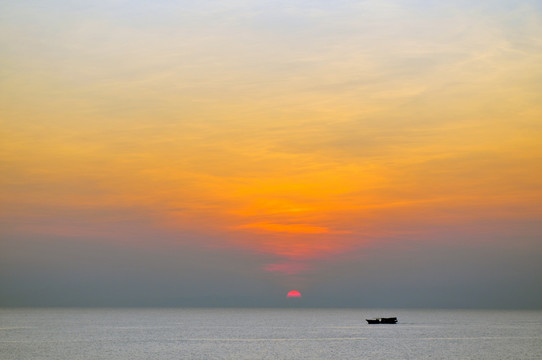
xmin=1 ymin=308 xmax=541 ymax=359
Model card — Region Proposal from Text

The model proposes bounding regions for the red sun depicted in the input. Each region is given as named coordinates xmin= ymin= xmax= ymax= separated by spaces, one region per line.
xmin=287 ymin=290 xmax=302 ymax=298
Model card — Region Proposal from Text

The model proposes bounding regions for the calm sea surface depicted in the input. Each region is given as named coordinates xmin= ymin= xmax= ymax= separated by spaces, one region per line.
xmin=1 ymin=308 xmax=541 ymax=359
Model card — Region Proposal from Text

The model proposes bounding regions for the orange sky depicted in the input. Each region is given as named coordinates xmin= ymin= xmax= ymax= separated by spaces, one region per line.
xmin=2 ymin=1 xmax=542 ymax=286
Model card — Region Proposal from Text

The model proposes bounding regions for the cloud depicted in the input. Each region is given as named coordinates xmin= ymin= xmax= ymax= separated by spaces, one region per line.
xmin=1 ymin=0 xmax=541 ymax=307
xmin=235 ymin=222 xmax=349 ymax=235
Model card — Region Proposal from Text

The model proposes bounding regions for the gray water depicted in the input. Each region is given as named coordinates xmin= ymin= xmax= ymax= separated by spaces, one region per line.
xmin=1 ymin=308 xmax=541 ymax=359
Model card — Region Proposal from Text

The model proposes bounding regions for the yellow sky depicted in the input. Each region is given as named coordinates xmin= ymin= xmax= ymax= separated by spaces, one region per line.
xmin=2 ymin=1 xmax=542 ymax=276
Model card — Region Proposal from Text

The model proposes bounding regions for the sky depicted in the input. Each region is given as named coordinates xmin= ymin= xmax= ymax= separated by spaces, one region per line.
xmin=1 ymin=0 xmax=542 ymax=308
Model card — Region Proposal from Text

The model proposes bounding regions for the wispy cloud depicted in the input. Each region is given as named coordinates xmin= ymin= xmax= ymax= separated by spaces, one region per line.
xmin=1 ymin=0 xmax=541 ymax=302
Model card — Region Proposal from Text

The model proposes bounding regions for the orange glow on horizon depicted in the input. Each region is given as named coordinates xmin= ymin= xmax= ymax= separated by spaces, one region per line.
xmin=234 ymin=222 xmax=350 ymax=235
xmin=2 ymin=1 xmax=542 ymax=282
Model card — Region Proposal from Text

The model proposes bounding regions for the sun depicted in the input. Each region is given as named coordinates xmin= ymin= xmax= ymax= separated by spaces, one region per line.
xmin=287 ymin=290 xmax=302 ymax=298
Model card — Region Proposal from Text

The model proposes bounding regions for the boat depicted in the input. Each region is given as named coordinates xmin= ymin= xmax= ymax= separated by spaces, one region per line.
xmin=381 ymin=317 xmax=398 ymax=324
xmin=366 ymin=317 xmax=397 ymax=324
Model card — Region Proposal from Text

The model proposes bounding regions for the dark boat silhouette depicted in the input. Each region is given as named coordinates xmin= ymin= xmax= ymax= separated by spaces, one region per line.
xmin=366 ymin=317 xmax=397 ymax=324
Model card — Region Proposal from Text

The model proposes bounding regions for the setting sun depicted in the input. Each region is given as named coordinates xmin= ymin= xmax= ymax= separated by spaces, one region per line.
xmin=287 ymin=291 xmax=302 ymax=298
xmin=1 ymin=0 xmax=541 ymax=312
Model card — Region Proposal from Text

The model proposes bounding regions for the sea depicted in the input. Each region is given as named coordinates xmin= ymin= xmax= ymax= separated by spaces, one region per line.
xmin=1 ymin=308 xmax=541 ymax=359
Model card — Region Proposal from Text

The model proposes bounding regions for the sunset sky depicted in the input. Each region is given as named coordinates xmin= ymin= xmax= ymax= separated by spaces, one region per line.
xmin=1 ymin=0 xmax=541 ymax=308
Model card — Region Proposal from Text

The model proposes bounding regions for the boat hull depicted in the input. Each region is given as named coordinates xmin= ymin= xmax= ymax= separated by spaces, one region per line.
xmin=366 ymin=317 xmax=397 ymax=324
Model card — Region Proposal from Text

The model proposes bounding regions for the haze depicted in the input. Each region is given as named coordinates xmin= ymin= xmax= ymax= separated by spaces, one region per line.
xmin=1 ymin=0 xmax=541 ymax=308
